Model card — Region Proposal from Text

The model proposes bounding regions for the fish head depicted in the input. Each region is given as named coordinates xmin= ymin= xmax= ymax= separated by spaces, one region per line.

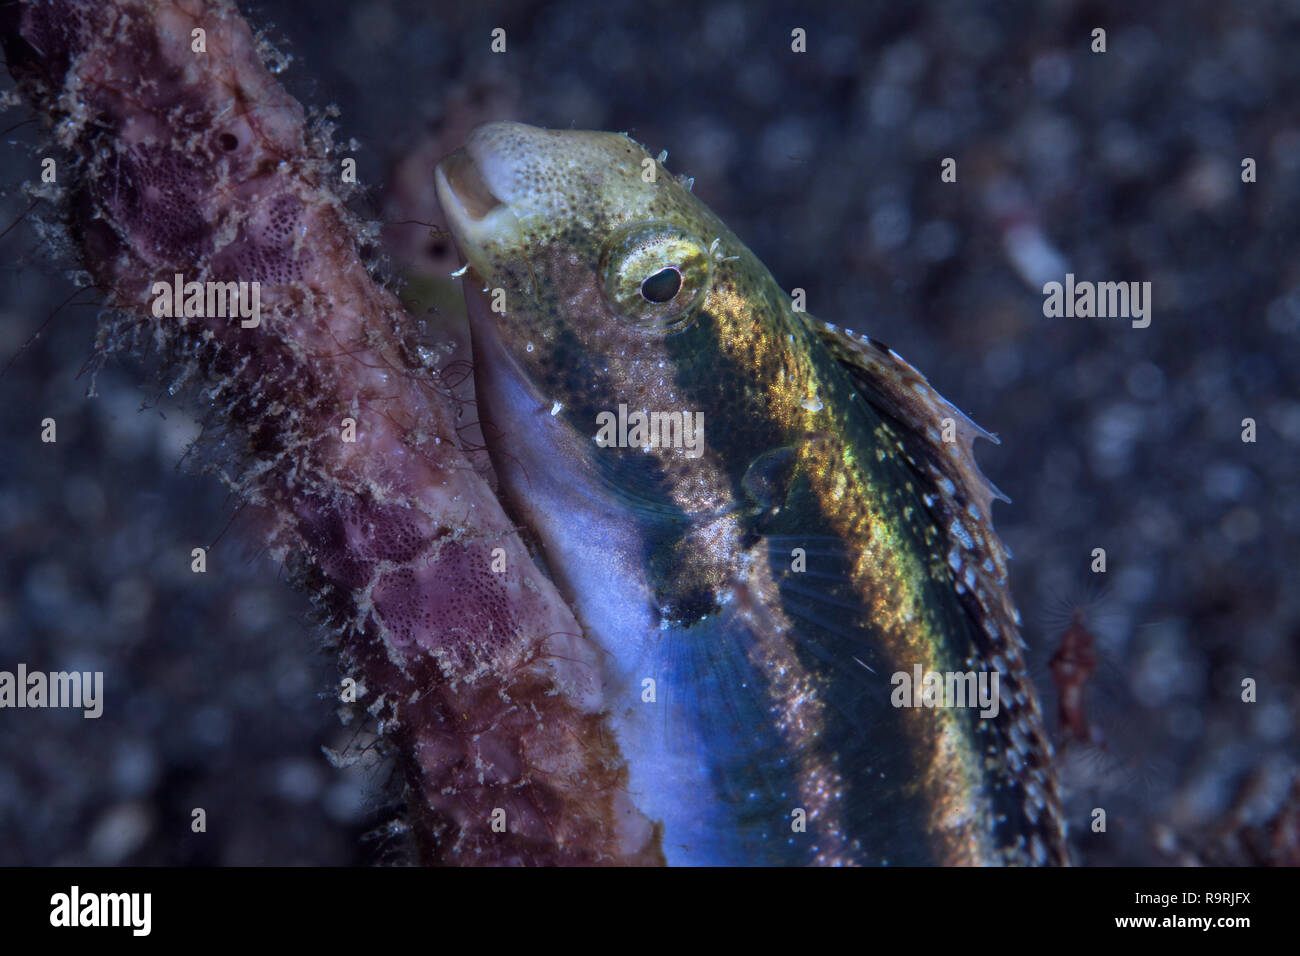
xmin=434 ymin=121 xmax=768 ymax=413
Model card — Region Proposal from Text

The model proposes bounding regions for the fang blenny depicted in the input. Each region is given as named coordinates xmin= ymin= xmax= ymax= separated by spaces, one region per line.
xmin=435 ymin=121 xmax=1067 ymax=865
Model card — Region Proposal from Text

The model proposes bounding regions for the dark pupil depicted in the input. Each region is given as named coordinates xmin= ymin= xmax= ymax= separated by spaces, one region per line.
xmin=640 ymin=267 xmax=682 ymax=303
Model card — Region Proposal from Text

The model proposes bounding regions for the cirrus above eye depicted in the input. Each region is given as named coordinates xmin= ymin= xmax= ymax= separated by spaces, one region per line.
xmin=598 ymin=220 xmax=712 ymax=328
xmin=640 ymin=267 xmax=682 ymax=303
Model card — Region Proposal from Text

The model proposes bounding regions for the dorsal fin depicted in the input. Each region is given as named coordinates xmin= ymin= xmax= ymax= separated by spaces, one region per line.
xmin=806 ymin=314 xmax=1068 ymax=864
xmin=813 ymin=319 xmax=1008 ymax=522
xmin=805 ymin=314 xmax=1019 ymax=640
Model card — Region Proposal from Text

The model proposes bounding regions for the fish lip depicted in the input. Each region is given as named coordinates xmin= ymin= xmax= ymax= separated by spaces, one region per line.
xmin=438 ymin=142 xmax=545 ymax=306
xmin=435 ymin=147 xmax=505 ymax=224
xmin=435 ymin=141 xmax=526 ymax=288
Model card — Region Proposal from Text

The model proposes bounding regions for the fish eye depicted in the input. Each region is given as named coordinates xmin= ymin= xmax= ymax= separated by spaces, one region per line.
xmin=640 ymin=267 xmax=682 ymax=303
xmin=599 ymin=221 xmax=711 ymax=329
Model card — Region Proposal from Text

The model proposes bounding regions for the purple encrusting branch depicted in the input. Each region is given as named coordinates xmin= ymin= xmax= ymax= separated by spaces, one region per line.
xmin=3 ymin=0 xmax=661 ymax=865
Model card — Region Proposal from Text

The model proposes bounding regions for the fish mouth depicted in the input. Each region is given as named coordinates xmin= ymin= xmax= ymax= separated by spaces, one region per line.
xmin=436 ymin=148 xmax=504 ymax=224
xmin=435 ymin=122 xmax=544 ymax=271
xmin=436 ymin=120 xmax=645 ymax=269
xmin=438 ymin=125 xmax=563 ymax=310
xmin=434 ymin=140 xmax=515 ymax=281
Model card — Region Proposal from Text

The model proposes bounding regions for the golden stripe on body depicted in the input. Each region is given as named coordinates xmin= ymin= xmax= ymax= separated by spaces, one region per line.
xmin=706 ymin=279 xmax=998 ymax=864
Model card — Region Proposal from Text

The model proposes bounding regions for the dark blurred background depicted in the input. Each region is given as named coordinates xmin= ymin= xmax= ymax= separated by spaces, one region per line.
xmin=1 ymin=0 xmax=1297 ymax=865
